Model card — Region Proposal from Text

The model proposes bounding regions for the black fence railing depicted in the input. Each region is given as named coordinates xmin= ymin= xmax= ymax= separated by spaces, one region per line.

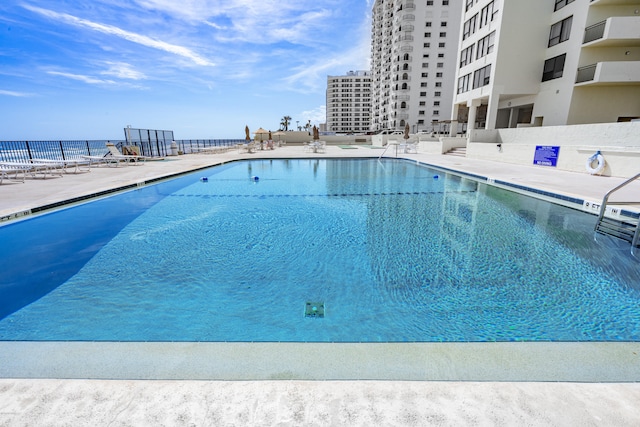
xmin=576 ymin=64 xmax=597 ymax=83
xmin=174 ymin=139 xmax=245 ymax=154
xmin=0 ymin=139 xmax=246 ymax=162
xmin=0 ymin=140 xmax=116 ymax=163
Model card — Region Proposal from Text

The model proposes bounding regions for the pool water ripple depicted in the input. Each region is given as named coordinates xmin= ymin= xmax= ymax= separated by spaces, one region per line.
xmin=1 ymin=159 xmax=639 ymax=342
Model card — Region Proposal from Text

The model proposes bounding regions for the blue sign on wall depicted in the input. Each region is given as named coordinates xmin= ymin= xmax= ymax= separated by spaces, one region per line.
xmin=533 ymin=145 xmax=560 ymax=167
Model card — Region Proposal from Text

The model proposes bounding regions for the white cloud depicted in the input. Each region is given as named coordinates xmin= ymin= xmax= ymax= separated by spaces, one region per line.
xmin=23 ymin=4 xmax=215 ymax=67
xmin=132 ymin=0 xmax=336 ymax=45
xmin=299 ymin=105 xmax=326 ymax=125
xmin=0 ymin=89 xmax=33 ymax=97
xmin=47 ymin=71 xmax=118 ymax=85
xmin=101 ymin=62 xmax=147 ymax=80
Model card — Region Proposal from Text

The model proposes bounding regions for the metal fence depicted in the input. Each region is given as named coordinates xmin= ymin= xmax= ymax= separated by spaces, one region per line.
xmin=0 ymin=139 xmax=246 ymax=162
xmin=174 ymin=139 xmax=245 ymax=154
xmin=0 ymin=140 xmax=115 ymax=163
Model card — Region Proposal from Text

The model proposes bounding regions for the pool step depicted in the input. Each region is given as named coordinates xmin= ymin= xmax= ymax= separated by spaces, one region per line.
xmin=445 ymin=147 xmax=467 ymax=157
xmin=593 ymin=171 xmax=640 ymax=256
xmin=595 ymin=217 xmax=638 ymax=244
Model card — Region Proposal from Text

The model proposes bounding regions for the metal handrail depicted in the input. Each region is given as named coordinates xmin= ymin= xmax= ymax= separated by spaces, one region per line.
xmin=595 ymin=172 xmax=640 ymax=255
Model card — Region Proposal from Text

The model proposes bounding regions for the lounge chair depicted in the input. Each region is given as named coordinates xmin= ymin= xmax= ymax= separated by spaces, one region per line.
xmin=106 ymin=143 xmax=146 ymax=165
xmin=0 ymin=163 xmax=31 ymax=184
xmin=31 ymin=158 xmax=91 ymax=174
xmin=404 ymin=140 xmax=419 ymax=154
xmin=81 ymin=153 xmax=122 ymax=168
xmin=0 ymin=161 xmax=63 ymax=180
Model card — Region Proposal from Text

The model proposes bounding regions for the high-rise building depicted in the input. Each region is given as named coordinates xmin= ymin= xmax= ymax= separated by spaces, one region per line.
xmin=370 ymin=0 xmax=463 ymax=133
xmin=326 ymin=71 xmax=372 ymax=133
xmin=452 ymin=0 xmax=640 ymax=132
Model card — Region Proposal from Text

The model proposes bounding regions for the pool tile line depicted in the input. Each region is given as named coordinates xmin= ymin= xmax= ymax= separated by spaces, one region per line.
xmin=411 ymin=159 xmax=638 ymax=221
xmin=169 ymin=190 xmax=478 ymax=199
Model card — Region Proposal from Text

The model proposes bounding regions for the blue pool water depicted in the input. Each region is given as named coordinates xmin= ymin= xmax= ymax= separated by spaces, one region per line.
xmin=1 ymin=158 xmax=639 ymax=342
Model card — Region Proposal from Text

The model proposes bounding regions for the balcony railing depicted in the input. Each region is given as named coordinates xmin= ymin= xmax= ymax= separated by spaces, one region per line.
xmin=396 ymin=35 xmax=414 ymax=42
xmin=576 ymin=64 xmax=597 ymax=83
xmin=584 ymin=20 xmax=606 ymax=44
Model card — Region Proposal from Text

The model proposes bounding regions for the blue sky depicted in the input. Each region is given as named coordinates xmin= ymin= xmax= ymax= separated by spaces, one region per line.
xmin=0 ymin=0 xmax=372 ymax=140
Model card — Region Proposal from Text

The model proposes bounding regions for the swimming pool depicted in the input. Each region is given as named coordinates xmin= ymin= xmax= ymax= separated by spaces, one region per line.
xmin=1 ymin=158 xmax=639 ymax=342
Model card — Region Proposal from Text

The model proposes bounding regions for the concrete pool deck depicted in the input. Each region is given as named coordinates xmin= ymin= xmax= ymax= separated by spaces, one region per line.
xmin=1 ymin=144 xmax=640 ymax=425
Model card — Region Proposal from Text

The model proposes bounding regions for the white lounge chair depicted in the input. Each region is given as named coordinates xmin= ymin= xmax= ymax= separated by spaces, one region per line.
xmin=404 ymin=140 xmax=419 ymax=154
xmin=0 ymin=161 xmax=63 ymax=180
xmin=106 ymin=143 xmax=146 ymax=165
xmin=81 ymin=153 xmax=122 ymax=167
xmin=31 ymin=158 xmax=91 ymax=174
xmin=0 ymin=163 xmax=31 ymax=184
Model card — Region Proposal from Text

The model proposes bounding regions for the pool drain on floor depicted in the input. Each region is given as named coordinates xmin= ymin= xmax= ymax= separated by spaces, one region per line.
xmin=305 ymin=302 xmax=325 ymax=318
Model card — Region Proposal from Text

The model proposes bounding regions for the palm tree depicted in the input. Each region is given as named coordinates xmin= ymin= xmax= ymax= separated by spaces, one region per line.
xmin=280 ymin=116 xmax=292 ymax=131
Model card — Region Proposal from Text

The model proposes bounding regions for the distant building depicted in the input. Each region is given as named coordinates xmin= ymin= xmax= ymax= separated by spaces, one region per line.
xmin=326 ymin=71 xmax=372 ymax=133
xmin=452 ymin=0 xmax=640 ymax=132
xmin=370 ymin=0 xmax=463 ymax=133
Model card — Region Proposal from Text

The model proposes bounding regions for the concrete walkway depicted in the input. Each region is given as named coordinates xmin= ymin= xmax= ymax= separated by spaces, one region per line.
xmin=1 ymin=145 xmax=640 ymax=425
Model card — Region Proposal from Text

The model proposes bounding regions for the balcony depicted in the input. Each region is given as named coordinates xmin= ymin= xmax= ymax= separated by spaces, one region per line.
xmin=396 ymin=35 xmax=414 ymax=43
xmin=590 ymin=0 xmax=639 ymax=5
xmin=392 ymin=94 xmax=410 ymax=101
xmin=576 ymin=61 xmax=640 ymax=85
xmin=583 ymin=17 xmax=640 ymax=46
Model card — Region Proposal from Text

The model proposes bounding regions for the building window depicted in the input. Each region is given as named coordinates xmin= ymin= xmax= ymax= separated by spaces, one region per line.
xmin=421 ymin=72 xmax=428 ymax=77
xmin=433 ymin=110 xmax=440 ymax=115
xmin=460 ymin=45 xmax=474 ymax=68
xmin=457 ymin=74 xmax=471 ymax=93
xmin=438 ymin=53 xmax=444 ymax=58
xmin=426 ymin=22 xmax=432 ymax=27
xmin=420 ymin=101 xmax=426 ymax=106
xmin=439 ymin=32 xmax=447 ymax=37
xmin=554 ymin=0 xmax=574 ymax=12
xmin=420 ymin=82 xmax=428 ymax=87
xmin=435 ymin=82 xmax=442 ymax=87
xmin=463 ymin=14 xmax=477 ymax=40
xmin=427 ymin=0 xmax=433 ymax=4
xmin=473 ymin=64 xmax=491 ymax=88
xmin=425 ymin=32 xmax=431 ymax=37
xmin=542 ymin=53 xmax=566 ymax=82
xmin=419 ymin=111 xmax=425 ymax=115
xmin=465 ymin=0 xmax=474 ymax=12
xmin=434 ymin=91 xmax=441 ymax=96
xmin=420 ymin=92 xmax=427 ymax=96
xmin=434 ymin=101 xmax=440 ymax=106
xmin=441 ymin=22 xmax=447 ymax=27
xmin=548 ymin=16 xmax=572 ymax=47
xmin=476 ymin=31 xmax=496 ymax=59
xmin=436 ymin=72 xmax=443 ymax=77
xmin=439 ymin=42 xmax=446 ymax=48
xmin=424 ymin=43 xmax=431 ymax=48
xmin=442 ymin=0 xmax=449 ymax=5
xmin=479 ymin=1 xmax=496 ymax=28
xmin=437 ymin=62 xmax=444 ymax=68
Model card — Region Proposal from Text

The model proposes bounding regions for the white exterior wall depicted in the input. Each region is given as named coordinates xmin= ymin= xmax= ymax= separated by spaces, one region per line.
xmin=370 ymin=0 xmax=462 ymax=133
xmin=467 ymin=122 xmax=640 ymax=178
xmin=531 ymin=1 xmax=590 ymax=126
xmin=326 ymin=71 xmax=372 ymax=133
xmin=452 ymin=0 xmax=640 ymax=131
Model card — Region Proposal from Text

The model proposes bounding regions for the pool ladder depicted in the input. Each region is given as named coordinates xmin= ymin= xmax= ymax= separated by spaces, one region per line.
xmin=593 ymin=172 xmax=640 ymax=257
